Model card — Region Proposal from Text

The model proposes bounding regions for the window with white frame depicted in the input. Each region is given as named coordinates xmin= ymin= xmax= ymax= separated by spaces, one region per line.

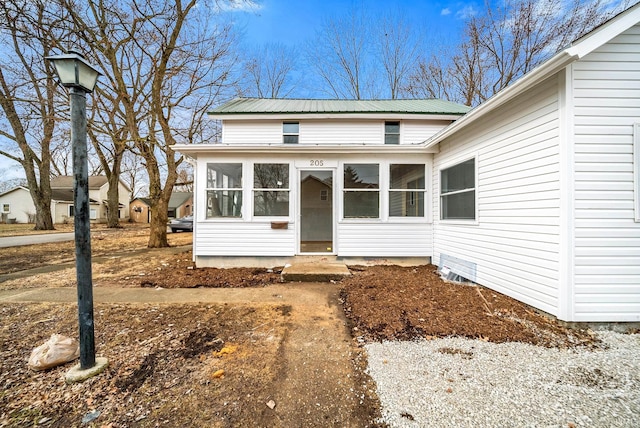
xmin=68 ymin=205 xmax=74 ymax=217
xmin=440 ymin=158 xmax=476 ymax=220
xmin=385 ymin=121 xmax=400 ymax=144
xmin=253 ymin=163 xmax=290 ymax=216
xmin=1 ymin=203 xmax=9 ymax=213
xmin=343 ymin=163 xmax=379 ymax=218
xmin=283 ymin=122 xmax=299 ymax=144
xmin=389 ymin=164 xmax=425 ymax=217
xmin=206 ymin=163 xmax=243 ymax=218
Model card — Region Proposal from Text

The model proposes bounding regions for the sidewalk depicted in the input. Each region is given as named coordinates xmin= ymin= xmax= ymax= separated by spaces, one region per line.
xmin=0 ymin=282 xmax=338 ymax=306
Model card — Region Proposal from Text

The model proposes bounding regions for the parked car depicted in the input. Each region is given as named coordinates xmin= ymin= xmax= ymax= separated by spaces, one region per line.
xmin=169 ymin=215 xmax=193 ymax=232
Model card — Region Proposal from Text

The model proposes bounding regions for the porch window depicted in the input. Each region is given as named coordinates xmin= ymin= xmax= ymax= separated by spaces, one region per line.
xmin=385 ymin=121 xmax=400 ymax=144
xmin=343 ymin=163 xmax=379 ymax=218
xmin=440 ymin=158 xmax=476 ymax=220
xmin=389 ymin=164 xmax=425 ymax=217
xmin=206 ymin=163 xmax=243 ymax=218
xmin=283 ymin=122 xmax=299 ymax=144
xmin=253 ymin=163 xmax=290 ymax=216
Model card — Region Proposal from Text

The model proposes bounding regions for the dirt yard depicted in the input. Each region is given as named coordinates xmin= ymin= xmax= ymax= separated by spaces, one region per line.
xmin=0 ymin=225 xmax=603 ymax=427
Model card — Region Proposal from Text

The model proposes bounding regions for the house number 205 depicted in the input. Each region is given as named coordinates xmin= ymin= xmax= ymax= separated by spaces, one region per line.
xmin=310 ymin=160 xmax=324 ymax=166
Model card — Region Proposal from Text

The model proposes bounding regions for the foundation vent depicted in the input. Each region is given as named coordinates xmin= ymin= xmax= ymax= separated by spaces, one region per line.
xmin=438 ymin=254 xmax=477 ymax=284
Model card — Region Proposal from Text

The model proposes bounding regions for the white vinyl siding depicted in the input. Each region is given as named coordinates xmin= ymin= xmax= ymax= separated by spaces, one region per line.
xmin=337 ymin=223 xmax=432 ymax=257
xmin=302 ymin=120 xmax=383 ymax=145
xmin=402 ymin=120 xmax=452 ymax=144
xmin=196 ymin=222 xmax=296 ymax=256
xmin=222 ymin=119 xmax=452 ymax=145
xmin=222 ymin=120 xmax=284 ymax=145
xmin=571 ymin=24 xmax=640 ymax=321
xmin=433 ymin=74 xmax=562 ymax=317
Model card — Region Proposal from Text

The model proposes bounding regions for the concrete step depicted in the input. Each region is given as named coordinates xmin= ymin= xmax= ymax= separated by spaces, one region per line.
xmin=281 ymin=262 xmax=351 ymax=282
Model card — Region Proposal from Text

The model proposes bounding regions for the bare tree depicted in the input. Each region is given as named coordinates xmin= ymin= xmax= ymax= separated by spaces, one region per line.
xmin=174 ymin=167 xmax=194 ymax=193
xmin=239 ymin=43 xmax=299 ymax=98
xmin=306 ymin=10 xmax=377 ymax=99
xmin=406 ymin=0 xmax=633 ymax=106
xmin=306 ymin=9 xmax=423 ymax=100
xmin=0 ymin=0 xmax=71 ymax=230
xmin=0 ymin=176 xmax=28 ymax=193
xmin=377 ymin=13 xmax=420 ymax=99
xmin=120 ymin=150 xmax=147 ymax=200
xmin=64 ymin=0 xmax=239 ymax=247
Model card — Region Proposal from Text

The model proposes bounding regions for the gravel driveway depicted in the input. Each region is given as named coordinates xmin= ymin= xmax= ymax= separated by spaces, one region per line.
xmin=366 ymin=331 xmax=639 ymax=427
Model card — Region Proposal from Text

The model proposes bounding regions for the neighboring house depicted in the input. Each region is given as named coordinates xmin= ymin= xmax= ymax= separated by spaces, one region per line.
xmin=0 ymin=176 xmax=131 ymax=224
xmin=129 ymin=192 xmax=193 ymax=223
xmin=169 ymin=191 xmax=193 ymax=218
xmin=0 ymin=187 xmax=35 ymax=223
xmin=50 ymin=175 xmax=131 ymax=223
xmin=129 ymin=198 xmax=152 ymax=223
xmin=175 ymin=4 xmax=640 ymax=323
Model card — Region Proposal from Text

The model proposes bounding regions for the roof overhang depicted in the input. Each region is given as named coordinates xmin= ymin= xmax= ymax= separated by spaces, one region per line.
xmin=173 ymin=143 xmax=437 ymax=155
xmin=207 ymin=112 xmax=464 ymax=121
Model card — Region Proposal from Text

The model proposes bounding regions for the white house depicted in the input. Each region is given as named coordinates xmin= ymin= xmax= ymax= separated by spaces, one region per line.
xmin=174 ymin=98 xmax=470 ymax=264
xmin=50 ymin=175 xmax=131 ymax=223
xmin=175 ymin=4 xmax=640 ymax=323
xmin=0 ymin=176 xmax=131 ymax=224
xmin=0 ymin=187 xmax=36 ymax=223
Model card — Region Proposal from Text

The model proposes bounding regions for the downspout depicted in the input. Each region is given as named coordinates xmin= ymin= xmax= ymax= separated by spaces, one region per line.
xmin=558 ymin=66 xmax=576 ymax=322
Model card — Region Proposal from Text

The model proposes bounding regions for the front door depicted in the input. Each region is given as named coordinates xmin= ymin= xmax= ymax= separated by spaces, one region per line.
xmin=299 ymin=170 xmax=333 ymax=253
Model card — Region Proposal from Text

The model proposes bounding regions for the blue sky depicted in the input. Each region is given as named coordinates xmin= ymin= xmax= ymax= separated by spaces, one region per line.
xmin=233 ymin=0 xmax=477 ymax=48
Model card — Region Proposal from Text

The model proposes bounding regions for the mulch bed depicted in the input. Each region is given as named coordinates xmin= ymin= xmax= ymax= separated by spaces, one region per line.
xmin=339 ymin=264 xmax=599 ymax=348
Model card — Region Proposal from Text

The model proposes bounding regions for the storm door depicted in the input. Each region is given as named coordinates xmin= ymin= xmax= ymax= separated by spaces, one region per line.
xmin=299 ymin=170 xmax=333 ymax=253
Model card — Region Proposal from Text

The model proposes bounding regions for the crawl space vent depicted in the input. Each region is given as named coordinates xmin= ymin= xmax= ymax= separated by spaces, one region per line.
xmin=438 ymin=254 xmax=477 ymax=284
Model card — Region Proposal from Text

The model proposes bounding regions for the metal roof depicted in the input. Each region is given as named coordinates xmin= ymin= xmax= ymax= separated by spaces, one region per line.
xmin=209 ymin=98 xmax=471 ymax=116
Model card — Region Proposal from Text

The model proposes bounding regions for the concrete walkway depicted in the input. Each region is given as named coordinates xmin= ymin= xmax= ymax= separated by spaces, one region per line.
xmin=0 ymin=232 xmax=75 ymax=248
xmin=0 ymin=282 xmax=338 ymax=306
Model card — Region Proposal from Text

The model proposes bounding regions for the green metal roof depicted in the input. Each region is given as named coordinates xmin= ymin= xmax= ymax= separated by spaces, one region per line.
xmin=209 ymin=98 xmax=471 ymax=116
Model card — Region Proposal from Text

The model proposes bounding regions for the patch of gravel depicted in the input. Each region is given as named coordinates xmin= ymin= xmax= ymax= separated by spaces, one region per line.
xmin=365 ymin=332 xmax=640 ymax=427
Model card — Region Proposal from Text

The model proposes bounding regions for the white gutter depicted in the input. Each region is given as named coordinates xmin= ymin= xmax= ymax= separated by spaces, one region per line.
xmin=207 ymin=113 xmax=465 ymax=121
xmin=172 ymin=143 xmax=437 ymax=155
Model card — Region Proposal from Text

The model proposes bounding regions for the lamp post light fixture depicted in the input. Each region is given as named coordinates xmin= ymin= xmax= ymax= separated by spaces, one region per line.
xmin=46 ymin=50 xmax=108 ymax=381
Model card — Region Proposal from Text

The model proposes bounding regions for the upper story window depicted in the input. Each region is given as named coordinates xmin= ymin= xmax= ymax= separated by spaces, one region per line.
xmin=253 ymin=163 xmax=290 ymax=216
xmin=343 ymin=163 xmax=379 ymax=218
xmin=283 ymin=122 xmax=299 ymax=144
xmin=385 ymin=121 xmax=400 ymax=145
xmin=440 ymin=158 xmax=476 ymax=220
xmin=389 ymin=164 xmax=425 ymax=217
xmin=206 ymin=163 xmax=243 ymax=218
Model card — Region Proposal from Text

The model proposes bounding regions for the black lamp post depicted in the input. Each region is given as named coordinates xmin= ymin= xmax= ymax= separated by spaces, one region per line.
xmin=46 ymin=50 xmax=107 ymax=378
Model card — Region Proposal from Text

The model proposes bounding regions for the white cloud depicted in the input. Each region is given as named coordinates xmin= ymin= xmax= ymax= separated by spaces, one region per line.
xmin=456 ymin=4 xmax=478 ymax=19
xmin=216 ymin=0 xmax=262 ymax=12
xmin=441 ymin=8 xmax=452 ymax=16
